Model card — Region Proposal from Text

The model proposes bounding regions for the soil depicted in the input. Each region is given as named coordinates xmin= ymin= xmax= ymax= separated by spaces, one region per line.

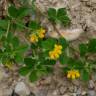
xmin=0 ymin=0 xmax=96 ymax=96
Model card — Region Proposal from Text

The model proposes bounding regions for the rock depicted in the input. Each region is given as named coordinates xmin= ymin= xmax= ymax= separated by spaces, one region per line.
xmin=49 ymin=28 xmax=83 ymax=41
xmin=76 ymin=87 xmax=82 ymax=95
xmin=63 ymin=94 xmax=69 ymax=96
xmin=5 ymin=88 xmax=13 ymax=96
xmin=88 ymin=90 xmax=96 ymax=96
xmin=15 ymin=82 xmax=30 ymax=96
xmin=52 ymin=90 xmax=58 ymax=95
xmin=60 ymin=28 xmax=83 ymax=41
xmin=88 ymin=80 xmax=95 ymax=89
xmin=82 ymin=91 xmax=87 ymax=96
xmin=68 ymin=85 xmax=74 ymax=93
xmin=0 ymin=87 xmax=13 ymax=96
xmin=92 ymin=73 xmax=96 ymax=82
xmin=59 ymin=86 xmax=67 ymax=95
xmin=72 ymin=93 xmax=77 ymax=96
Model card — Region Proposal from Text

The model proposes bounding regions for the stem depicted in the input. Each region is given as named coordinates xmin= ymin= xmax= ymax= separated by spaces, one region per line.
xmin=14 ymin=20 xmax=32 ymax=30
xmin=6 ymin=21 xmax=11 ymax=37
xmin=35 ymin=6 xmax=63 ymax=37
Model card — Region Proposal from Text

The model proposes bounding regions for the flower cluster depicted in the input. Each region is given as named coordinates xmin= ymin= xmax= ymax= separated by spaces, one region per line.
xmin=38 ymin=28 xmax=46 ymax=39
xmin=49 ymin=44 xmax=62 ymax=60
xmin=5 ymin=61 xmax=13 ymax=70
xmin=67 ymin=70 xmax=80 ymax=79
xmin=30 ymin=34 xmax=38 ymax=43
xmin=30 ymin=28 xmax=46 ymax=43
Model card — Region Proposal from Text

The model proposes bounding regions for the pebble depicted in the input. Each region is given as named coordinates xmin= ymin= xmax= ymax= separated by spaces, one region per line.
xmin=88 ymin=90 xmax=96 ymax=96
xmin=15 ymin=82 xmax=30 ymax=96
xmin=82 ymin=91 xmax=87 ymax=96
xmin=88 ymin=80 xmax=95 ymax=89
xmin=60 ymin=28 xmax=83 ymax=41
xmin=63 ymin=94 xmax=69 ymax=96
xmin=59 ymin=86 xmax=67 ymax=94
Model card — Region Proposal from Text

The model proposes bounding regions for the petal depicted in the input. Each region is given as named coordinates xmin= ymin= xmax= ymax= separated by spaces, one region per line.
xmin=67 ymin=73 xmax=71 ymax=78
xmin=72 ymin=74 xmax=75 ymax=79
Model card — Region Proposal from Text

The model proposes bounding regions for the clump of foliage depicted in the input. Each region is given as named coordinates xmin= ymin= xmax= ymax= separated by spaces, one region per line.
xmin=0 ymin=0 xmax=96 ymax=82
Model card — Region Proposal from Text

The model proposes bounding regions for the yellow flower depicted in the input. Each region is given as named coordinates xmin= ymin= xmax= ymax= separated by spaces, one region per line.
xmin=67 ymin=70 xmax=80 ymax=79
xmin=49 ymin=44 xmax=62 ymax=60
xmin=38 ymin=28 xmax=46 ymax=38
xmin=5 ymin=61 xmax=13 ymax=70
xmin=54 ymin=44 xmax=62 ymax=50
xmin=30 ymin=34 xmax=38 ymax=43
xmin=49 ymin=51 xmax=55 ymax=59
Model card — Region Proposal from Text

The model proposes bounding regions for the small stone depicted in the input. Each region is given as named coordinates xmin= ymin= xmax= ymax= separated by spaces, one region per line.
xmin=88 ymin=90 xmax=96 ymax=96
xmin=15 ymin=82 xmax=30 ymax=96
xmin=82 ymin=91 xmax=87 ymax=96
xmin=52 ymin=90 xmax=58 ymax=95
xmin=60 ymin=28 xmax=83 ymax=41
xmin=76 ymin=87 xmax=82 ymax=95
xmin=63 ymin=94 xmax=69 ymax=96
xmin=88 ymin=80 xmax=95 ymax=89
xmin=68 ymin=85 xmax=74 ymax=92
xmin=59 ymin=86 xmax=67 ymax=94
xmin=72 ymin=93 xmax=77 ymax=96
xmin=5 ymin=88 xmax=13 ymax=96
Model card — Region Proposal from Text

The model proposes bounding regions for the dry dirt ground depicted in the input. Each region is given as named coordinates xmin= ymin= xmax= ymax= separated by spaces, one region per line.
xmin=0 ymin=0 xmax=96 ymax=96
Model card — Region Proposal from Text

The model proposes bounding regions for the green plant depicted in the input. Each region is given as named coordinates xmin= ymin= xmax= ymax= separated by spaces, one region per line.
xmin=0 ymin=1 xmax=96 ymax=82
xmin=48 ymin=8 xmax=70 ymax=26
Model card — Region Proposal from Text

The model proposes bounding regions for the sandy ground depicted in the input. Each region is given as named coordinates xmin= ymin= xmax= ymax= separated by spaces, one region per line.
xmin=0 ymin=0 xmax=96 ymax=96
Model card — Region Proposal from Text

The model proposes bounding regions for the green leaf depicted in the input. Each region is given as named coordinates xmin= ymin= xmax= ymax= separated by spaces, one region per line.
xmin=44 ymin=59 xmax=56 ymax=65
xmin=61 ymin=15 xmax=70 ymax=26
xmin=57 ymin=8 xmax=67 ymax=18
xmin=12 ymin=36 xmax=20 ymax=49
xmin=79 ymin=43 xmax=88 ymax=56
xmin=31 ymin=43 xmax=38 ymax=49
xmin=67 ymin=58 xmax=84 ymax=69
xmin=59 ymin=53 xmax=68 ymax=65
xmin=29 ymin=70 xmax=38 ymax=82
xmin=15 ymin=53 xmax=24 ymax=63
xmin=37 ymin=69 xmax=47 ymax=77
xmin=17 ymin=7 xmax=30 ymax=18
xmin=63 ymin=67 xmax=70 ymax=73
xmin=15 ymin=21 xmax=25 ymax=31
xmin=8 ymin=5 xmax=18 ymax=17
xmin=48 ymin=8 xmax=70 ymax=26
xmin=0 ymin=29 xmax=6 ymax=39
xmin=41 ymin=38 xmax=57 ymax=51
xmin=81 ymin=70 xmax=89 ymax=81
xmin=58 ymin=37 xmax=68 ymax=50
xmin=57 ymin=8 xmax=70 ymax=26
xmin=48 ymin=8 xmax=57 ymax=22
xmin=88 ymin=39 xmax=96 ymax=53
xmin=19 ymin=67 xmax=30 ymax=76
xmin=6 ymin=32 xmax=14 ymax=43
xmin=0 ymin=20 xmax=8 ymax=30
xmin=24 ymin=58 xmax=36 ymax=67
xmin=28 ymin=21 xmax=40 ymax=30
xmin=15 ymin=44 xmax=29 ymax=54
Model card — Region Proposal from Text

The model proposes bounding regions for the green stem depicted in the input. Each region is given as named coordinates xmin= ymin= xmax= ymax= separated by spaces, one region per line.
xmin=6 ymin=21 xmax=11 ymax=37
xmin=14 ymin=20 xmax=32 ymax=30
